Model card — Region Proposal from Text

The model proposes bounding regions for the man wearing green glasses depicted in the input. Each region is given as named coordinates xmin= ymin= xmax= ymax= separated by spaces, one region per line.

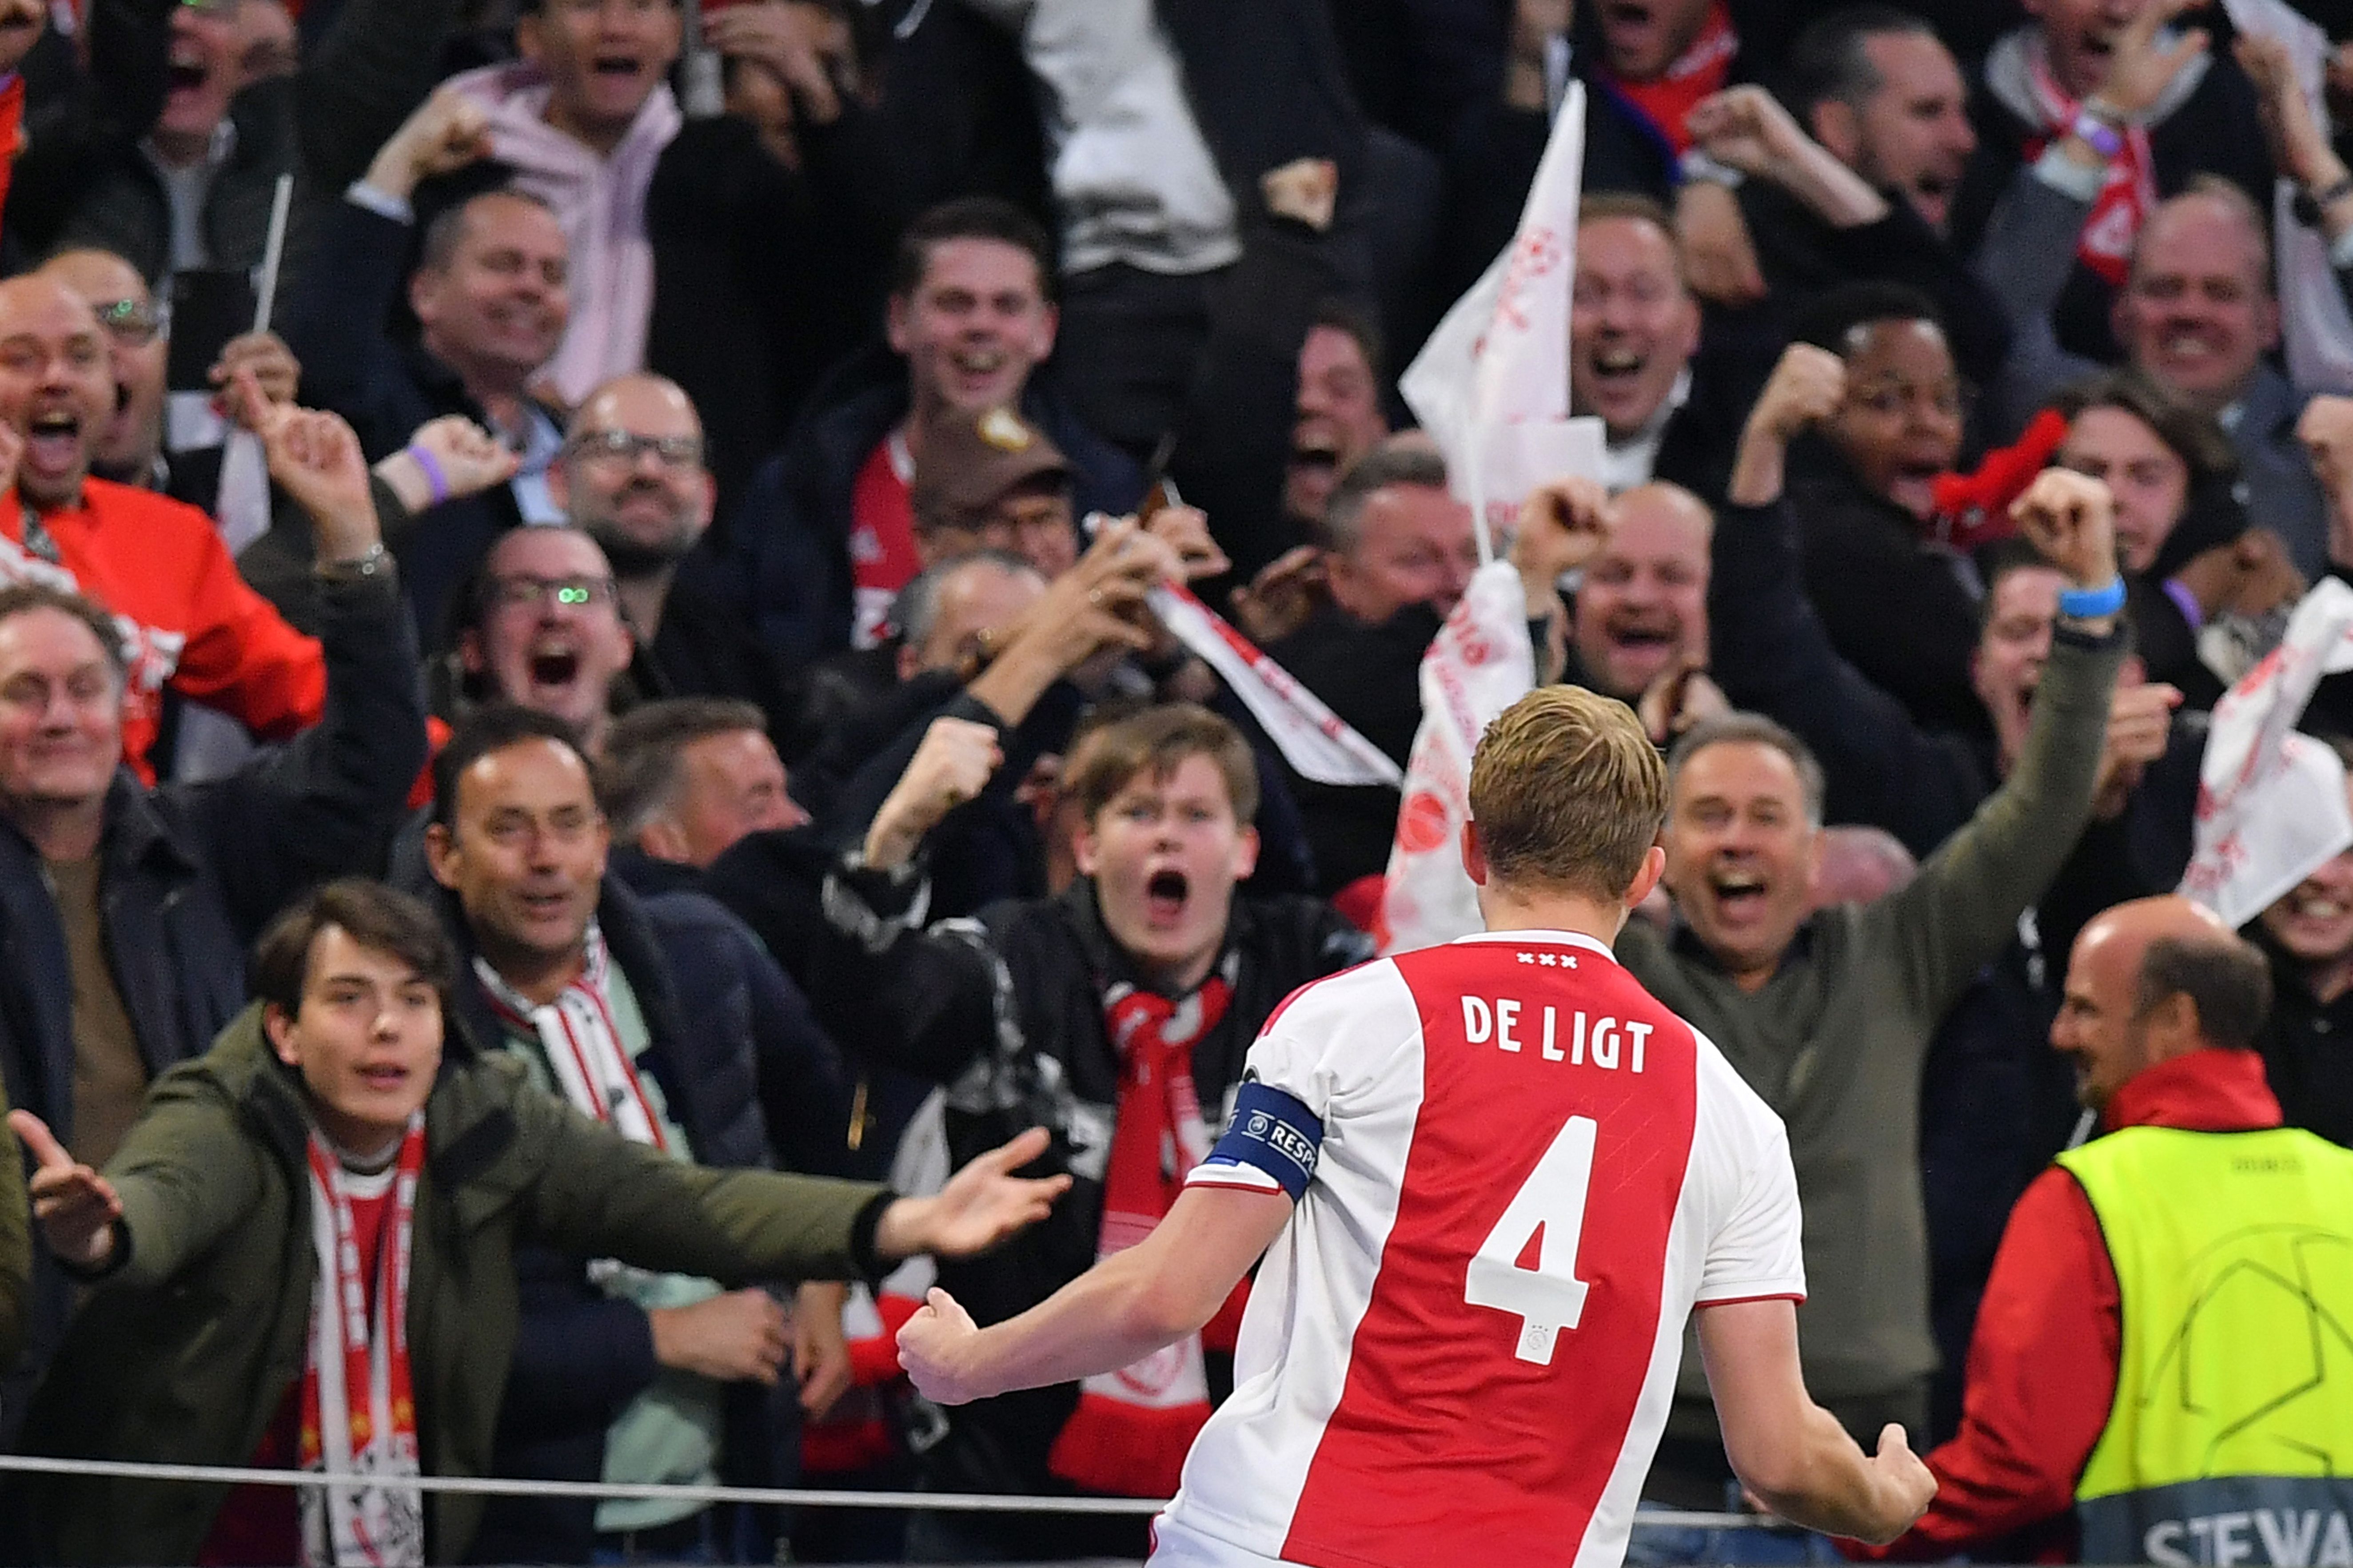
xmin=452 ymin=525 xmax=637 ymax=757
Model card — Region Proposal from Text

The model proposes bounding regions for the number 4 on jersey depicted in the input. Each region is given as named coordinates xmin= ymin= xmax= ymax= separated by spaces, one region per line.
xmin=1464 ymin=1114 xmax=1597 ymax=1365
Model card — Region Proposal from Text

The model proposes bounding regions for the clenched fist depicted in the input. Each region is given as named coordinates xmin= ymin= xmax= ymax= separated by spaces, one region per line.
xmin=2010 ymin=470 xmax=2119 ymax=595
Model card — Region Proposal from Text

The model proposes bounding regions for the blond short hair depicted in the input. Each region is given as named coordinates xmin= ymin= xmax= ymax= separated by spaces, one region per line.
xmin=1469 ymin=687 xmax=1667 ymax=901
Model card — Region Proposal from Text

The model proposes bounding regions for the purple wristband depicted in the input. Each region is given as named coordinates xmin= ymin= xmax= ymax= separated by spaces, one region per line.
xmin=2071 ymin=110 xmax=2125 ymax=161
xmin=408 ymin=445 xmax=451 ymax=507
xmin=2162 ymin=576 xmax=2205 ymax=633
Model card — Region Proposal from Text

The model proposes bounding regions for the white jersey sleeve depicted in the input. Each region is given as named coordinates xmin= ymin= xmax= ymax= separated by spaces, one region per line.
xmin=1184 ymin=962 xmax=1416 ymax=1200
xmin=1691 ymin=1030 xmax=1807 ymax=1305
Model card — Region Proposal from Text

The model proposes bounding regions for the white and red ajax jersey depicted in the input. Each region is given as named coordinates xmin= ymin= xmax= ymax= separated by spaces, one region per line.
xmin=1161 ymin=928 xmax=1803 ymax=1568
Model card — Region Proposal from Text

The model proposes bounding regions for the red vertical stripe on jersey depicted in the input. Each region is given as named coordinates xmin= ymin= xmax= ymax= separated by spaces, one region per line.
xmin=1279 ymin=939 xmax=1699 ymax=1568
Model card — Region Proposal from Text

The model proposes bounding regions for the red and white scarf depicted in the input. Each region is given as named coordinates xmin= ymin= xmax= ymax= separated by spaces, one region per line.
xmin=475 ymin=927 xmax=668 ymax=1151
xmin=1047 ymin=965 xmax=1247 ymax=1497
xmin=1594 ymin=0 xmax=1738 ymax=159
xmin=2026 ymin=50 xmax=2157 ymax=286
xmin=298 ymin=1116 xmax=427 ymax=1568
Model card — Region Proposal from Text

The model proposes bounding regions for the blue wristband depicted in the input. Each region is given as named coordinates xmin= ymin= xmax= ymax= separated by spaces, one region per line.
xmin=2058 ymin=578 xmax=2127 ymax=619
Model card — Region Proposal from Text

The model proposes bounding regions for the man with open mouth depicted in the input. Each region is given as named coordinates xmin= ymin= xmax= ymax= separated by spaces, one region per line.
xmin=1571 ymin=195 xmax=1721 ymax=496
xmin=450 ymin=524 xmax=636 ymax=758
xmin=0 ymin=274 xmax=359 ymax=785
xmin=1558 ymin=481 xmax=1718 ymax=731
xmin=1777 ymin=282 xmax=1985 ymax=742
xmin=1668 ymin=16 xmax=2010 ymax=392
xmin=1612 ymin=461 xmax=2126 ymax=1533
xmin=10 ymin=0 xmax=436 ymax=287
xmin=806 ymin=702 xmax=1371 ymax=1560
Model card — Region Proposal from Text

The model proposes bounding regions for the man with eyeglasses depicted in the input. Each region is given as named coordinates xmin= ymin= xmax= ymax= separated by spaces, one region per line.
xmin=908 ymin=404 xmax=1082 ymax=585
xmin=0 ymin=271 xmax=339 ymax=785
xmin=38 ymin=248 xmax=299 ymax=509
xmin=451 ymin=525 xmax=636 ymax=757
xmin=549 ymin=372 xmax=789 ymax=731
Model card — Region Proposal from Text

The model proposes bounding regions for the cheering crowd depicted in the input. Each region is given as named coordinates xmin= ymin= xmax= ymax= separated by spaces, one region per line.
xmin=0 ymin=0 xmax=2350 ymax=1561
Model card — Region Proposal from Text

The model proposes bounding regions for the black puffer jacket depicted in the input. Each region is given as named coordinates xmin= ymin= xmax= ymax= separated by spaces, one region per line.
xmin=806 ymin=872 xmax=1370 ymax=1512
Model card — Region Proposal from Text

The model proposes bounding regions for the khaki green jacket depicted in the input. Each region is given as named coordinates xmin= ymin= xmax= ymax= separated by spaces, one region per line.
xmin=0 ymin=1078 xmax=26 ymax=1379
xmin=5 ymin=1006 xmax=888 ymax=1565
xmin=1621 ymin=626 xmax=2124 ymax=1431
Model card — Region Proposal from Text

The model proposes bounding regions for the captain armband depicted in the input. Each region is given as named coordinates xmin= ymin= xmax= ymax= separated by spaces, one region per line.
xmin=1187 ymin=1080 xmax=1324 ymax=1201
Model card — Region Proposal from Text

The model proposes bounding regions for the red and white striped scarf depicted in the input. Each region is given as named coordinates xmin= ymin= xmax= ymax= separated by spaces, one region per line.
xmin=1047 ymin=966 xmax=1247 ymax=1497
xmin=2026 ymin=49 xmax=2157 ymax=287
xmin=475 ymin=926 xmax=668 ymax=1150
xmin=298 ymin=1116 xmax=426 ymax=1567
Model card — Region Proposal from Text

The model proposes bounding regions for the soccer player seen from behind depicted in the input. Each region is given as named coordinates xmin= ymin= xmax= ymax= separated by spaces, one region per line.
xmin=898 ymin=685 xmax=1938 ymax=1567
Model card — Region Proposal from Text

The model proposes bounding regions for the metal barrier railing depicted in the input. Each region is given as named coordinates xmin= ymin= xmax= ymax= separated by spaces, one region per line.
xmin=0 ymin=1452 xmax=1758 ymax=1528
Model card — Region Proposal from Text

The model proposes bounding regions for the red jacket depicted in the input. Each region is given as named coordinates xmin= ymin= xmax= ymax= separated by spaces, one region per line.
xmin=1859 ymin=1048 xmax=2285 ymax=1561
xmin=3 ymin=480 xmax=326 ymax=782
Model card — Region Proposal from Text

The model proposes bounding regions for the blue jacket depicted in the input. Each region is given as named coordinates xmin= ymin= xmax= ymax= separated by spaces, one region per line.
xmin=717 ymin=351 xmax=1143 ymax=668
xmin=435 ymin=877 xmax=857 ymax=1564
xmin=279 ymin=194 xmax=558 ymax=641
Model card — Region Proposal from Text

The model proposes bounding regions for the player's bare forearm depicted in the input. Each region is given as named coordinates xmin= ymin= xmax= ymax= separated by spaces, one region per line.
xmin=900 ymin=1185 xmax=1292 ymax=1405
xmin=1697 ymin=1299 xmax=1935 ymax=1544
xmin=972 ymin=1247 xmax=1196 ymax=1400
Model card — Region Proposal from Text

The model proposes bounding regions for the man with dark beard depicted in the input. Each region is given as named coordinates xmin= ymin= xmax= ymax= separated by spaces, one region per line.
xmin=550 ymin=373 xmax=794 ymax=733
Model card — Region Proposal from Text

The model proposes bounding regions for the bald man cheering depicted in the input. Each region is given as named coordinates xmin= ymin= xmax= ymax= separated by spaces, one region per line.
xmin=1864 ymin=898 xmax=2353 ymax=1564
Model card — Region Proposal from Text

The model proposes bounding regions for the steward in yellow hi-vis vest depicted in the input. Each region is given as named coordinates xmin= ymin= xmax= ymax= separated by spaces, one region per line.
xmin=1858 ymin=897 xmax=2353 ymax=1565
xmin=2058 ymin=1125 xmax=2353 ymax=1565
